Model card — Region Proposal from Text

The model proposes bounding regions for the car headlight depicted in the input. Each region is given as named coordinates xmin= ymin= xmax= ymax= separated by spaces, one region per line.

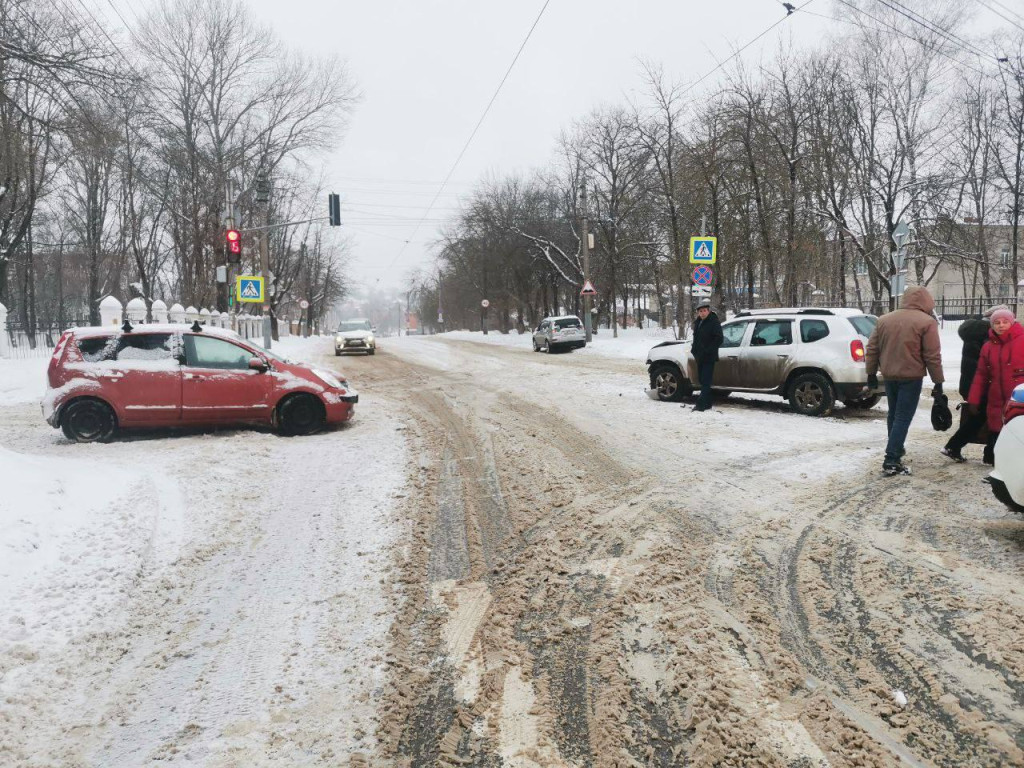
xmin=366 ymin=334 xmax=374 ymax=343
xmin=312 ymin=369 xmax=344 ymax=389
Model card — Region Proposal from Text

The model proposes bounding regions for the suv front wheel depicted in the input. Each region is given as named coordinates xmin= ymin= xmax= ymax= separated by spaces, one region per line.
xmin=650 ymin=363 xmax=692 ymax=402
xmin=788 ymin=372 xmax=835 ymax=417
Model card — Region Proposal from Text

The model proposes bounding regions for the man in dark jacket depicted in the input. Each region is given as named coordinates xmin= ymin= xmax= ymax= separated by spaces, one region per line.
xmin=691 ymin=298 xmax=723 ymax=412
xmin=865 ymin=285 xmax=944 ymax=475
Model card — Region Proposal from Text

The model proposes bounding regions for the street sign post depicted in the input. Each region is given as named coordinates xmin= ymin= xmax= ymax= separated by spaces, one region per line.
xmin=691 ymin=285 xmax=713 ymax=297
xmin=236 ymin=276 xmax=264 ymax=303
xmin=580 ymin=280 xmax=597 ymax=296
xmin=299 ymin=299 xmax=310 ymax=310
xmin=689 ymin=236 xmax=717 ymax=264
xmin=692 ymin=265 xmax=713 ymax=286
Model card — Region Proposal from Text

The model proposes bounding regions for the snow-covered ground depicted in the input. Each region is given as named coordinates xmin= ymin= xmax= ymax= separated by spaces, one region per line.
xmin=0 ymin=336 xmax=409 ymax=764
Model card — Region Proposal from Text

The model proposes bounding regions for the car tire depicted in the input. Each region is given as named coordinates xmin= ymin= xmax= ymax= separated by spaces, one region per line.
xmin=532 ymin=338 xmax=540 ymax=352
xmin=650 ymin=363 xmax=691 ymax=402
xmin=544 ymin=339 xmax=551 ymax=353
xmin=335 ymin=349 xmax=341 ymax=356
xmin=843 ymin=393 xmax=881 ymax=410
xmin=789 ymin=372 xmax=835 ymax=417
xmin=278 ymin=393 xmax=325 ymax=436
xmin=368 ymin=348 xmax=375 ymax=355
xmin=61 ymin=398 xmax=117 ymax=443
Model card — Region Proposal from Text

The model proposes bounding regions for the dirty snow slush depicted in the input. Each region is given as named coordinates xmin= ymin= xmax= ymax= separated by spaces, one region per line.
xmin=375 ymin=335 xmax=1023 ymax=768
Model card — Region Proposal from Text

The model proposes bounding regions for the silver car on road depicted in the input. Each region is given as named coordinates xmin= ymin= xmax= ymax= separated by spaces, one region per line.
xmin=533 ymin=315 xmax=586 ymax=352
xmin=645 ymin=308 xmax=881 ymax=416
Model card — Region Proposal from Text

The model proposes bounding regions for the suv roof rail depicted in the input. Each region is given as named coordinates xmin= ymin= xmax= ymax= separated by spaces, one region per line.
xmin=733 ymin=307 xmax=837 ymax=317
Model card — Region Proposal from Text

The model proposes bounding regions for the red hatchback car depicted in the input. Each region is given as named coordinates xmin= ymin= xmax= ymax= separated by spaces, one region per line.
xmin=44 ymin=324 xmax=358 ymax=442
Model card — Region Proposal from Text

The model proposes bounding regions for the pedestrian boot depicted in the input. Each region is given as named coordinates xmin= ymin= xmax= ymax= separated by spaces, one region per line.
xmin=940 ymin=446 xmax=966 ymax=463
xmin=883 ymin=460 xmax=912 ymax=476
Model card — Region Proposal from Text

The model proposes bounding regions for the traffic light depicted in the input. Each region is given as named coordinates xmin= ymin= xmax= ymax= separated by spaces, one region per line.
xmin=225 ymin=228 xmax=241 ymax=263
xmin=328 ymin=192 xmax=340 ymax=227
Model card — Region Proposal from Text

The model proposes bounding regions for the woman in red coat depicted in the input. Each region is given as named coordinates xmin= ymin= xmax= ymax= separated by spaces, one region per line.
xmin=967 ymin=308 xmax=1024 ymax=463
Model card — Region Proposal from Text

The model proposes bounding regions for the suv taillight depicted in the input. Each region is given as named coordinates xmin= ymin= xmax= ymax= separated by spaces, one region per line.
xmin=1005 ymin=388 xmax=1024 ymax=425
xmin=850 ymin=339 xmax=866 ymax=362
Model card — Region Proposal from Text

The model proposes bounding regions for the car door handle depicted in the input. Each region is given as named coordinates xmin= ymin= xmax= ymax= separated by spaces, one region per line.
xmin=777 ymin=354 xmax=789 ymax=358
xmin=99 ymin=373 xmax=123 ymax=380
xmin=184 ymin=373 xmax=206 ymax=381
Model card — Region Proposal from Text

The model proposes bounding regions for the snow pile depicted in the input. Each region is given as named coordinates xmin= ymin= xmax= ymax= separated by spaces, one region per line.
xmin=0 ymin=356 xmax=48 ymax=406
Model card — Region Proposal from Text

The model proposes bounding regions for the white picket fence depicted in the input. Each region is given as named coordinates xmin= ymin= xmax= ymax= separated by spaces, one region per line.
xmin=0 ymin=297 xmax=288 ymax=359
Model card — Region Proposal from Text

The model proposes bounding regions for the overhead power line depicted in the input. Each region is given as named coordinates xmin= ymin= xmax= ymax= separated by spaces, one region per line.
xmin=377 ymin=0 xmax=552 ymax=280
xmin=831 ymin=0 xmax=989 ymax=78
xmin=975 ymin=0 xmax=1024 ymax=35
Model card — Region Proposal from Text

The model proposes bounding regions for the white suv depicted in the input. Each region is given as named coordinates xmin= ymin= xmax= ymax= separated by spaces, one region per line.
xmin=645 ymin=308 xmax=881 ymax=416
xmin=335 ymin=318 xmax=376 ymax=356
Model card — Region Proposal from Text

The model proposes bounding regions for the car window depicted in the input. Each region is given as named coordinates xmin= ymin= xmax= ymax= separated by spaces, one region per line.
xmin=185 ymin=335 xmax=255 ymax=370
xmin=77 ymin=336 xmax=118 ymax=362
xmin=848 ymin=315 xmax=877 ymax=337
xmin=554 ymin=318 xmax=581 ymax=329
xmin=751 ymin=320 xmax=793 ymax=346
xmin=116 ymin=334 xmax=177 ymax=361
xmin=800 ymin=320 xmax=830 ymax=343
xmin=337 ymin=320 xmax=371 ymax=332
xmin=720 ymin=322 xmax=748 ymax=348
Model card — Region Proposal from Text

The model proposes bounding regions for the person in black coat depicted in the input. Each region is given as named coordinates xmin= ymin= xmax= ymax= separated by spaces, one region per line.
xmin=691 ymin=299 xmax=723 ymax=412
xmin=941 ymin=305 xmax=1007 ymax=463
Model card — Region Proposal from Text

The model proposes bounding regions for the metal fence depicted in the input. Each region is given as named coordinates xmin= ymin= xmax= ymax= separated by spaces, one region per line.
xmin=2 ymin=320 xmax=92 ymax=359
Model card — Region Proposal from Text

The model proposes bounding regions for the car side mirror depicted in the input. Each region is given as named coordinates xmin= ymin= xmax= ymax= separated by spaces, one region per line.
xmin=371 ymin=327 xmax=377 ymax=333
xmin=249 ymin=357 xmax=269 ymax=373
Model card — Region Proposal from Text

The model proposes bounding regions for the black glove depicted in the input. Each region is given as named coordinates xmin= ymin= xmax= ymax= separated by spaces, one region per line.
xmin=867 ymin=374 xmax=879 ymax=390
xmin=967 ymin=402 xmax=981 ymax=416
xmin=931 ymin=383 xmax=943 ymax=397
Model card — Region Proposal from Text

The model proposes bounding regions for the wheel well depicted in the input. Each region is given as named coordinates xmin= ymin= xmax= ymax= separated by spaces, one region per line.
xmin=274 ymin=391 xmax=326 ymax=423
xmin=783 ymin=367 xmax=833 ymax=398
xmin=648 ymin=359 xmax=685 ymax=381
xmin=57 ymin=396 xmax=118 ymax=427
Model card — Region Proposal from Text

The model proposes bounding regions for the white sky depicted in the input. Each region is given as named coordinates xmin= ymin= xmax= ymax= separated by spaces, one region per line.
xmin=97 ymin=0 xmax=1020 ymax=293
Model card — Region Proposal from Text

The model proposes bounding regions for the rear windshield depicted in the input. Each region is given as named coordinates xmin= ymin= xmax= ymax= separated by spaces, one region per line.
xmin=554 ymin=318 xmax=581 ymax=329
xmin=77 ymin=336 xmax=118 ymax=362
xmin=848 ymin=315 xmax=877 ymax=337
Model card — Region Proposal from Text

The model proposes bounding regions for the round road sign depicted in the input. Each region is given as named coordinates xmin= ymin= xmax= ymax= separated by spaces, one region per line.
xmin=299 ymin=299 xmax=310 ymax=310
xmin=692 ymin=265 xmax=713 ymax=286
xmin=481 ymin=299 xmax=490 ymax=308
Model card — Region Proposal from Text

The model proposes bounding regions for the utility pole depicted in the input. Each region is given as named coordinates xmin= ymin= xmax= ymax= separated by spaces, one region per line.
xmin=581 ymin=179 xmax=592 ymax=343
xmin=256 ymin=175 xmax=272 ymax=349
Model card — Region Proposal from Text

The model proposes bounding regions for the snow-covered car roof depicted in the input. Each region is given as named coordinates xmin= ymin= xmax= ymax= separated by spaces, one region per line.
xmin=69 ymin=324 xmax=245 ymax=341
xmin=541 ymin=315 xmax=583 ymax=321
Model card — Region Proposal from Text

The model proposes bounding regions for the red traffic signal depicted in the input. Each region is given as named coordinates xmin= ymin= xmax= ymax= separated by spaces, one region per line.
xmin=226 ymin=229 xmax=241 ymax=254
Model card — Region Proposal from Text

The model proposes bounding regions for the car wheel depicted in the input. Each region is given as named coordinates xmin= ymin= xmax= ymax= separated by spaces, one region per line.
xmin=61 ymin=399 xmax=117 ymax=443
xmin=789 ymin=372 xmax=835 ymax=417
xmin=843 ymin=393 xmax=881 ymax=410
xmin=335 ymin=349 xmax=341 ymax=356
xmin=650 ymin=363 xmax=690 ymax=402
xmin=367 ymin=348 xmax=375 ymax=355
xmin=532 ymin=338 xmax=540 ymax=352
xmin=544 ymin=339 xmax=551 ymax=353
xmin=278 ymin=393 xmax=325 ymax=436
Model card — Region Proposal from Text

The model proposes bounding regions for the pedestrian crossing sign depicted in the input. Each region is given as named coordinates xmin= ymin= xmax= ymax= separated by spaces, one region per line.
xmin=236 ymin=276 xmax=264 ymax=303
xmin=689 ymin=236 xmax=717 ymax=264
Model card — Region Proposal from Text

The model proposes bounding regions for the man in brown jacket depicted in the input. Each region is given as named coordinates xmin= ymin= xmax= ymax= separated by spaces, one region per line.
xmin=865 ymin=285 xmax=945 ymax=475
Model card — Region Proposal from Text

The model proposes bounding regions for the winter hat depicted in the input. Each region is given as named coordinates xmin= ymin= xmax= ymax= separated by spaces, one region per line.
xmin=984 ymin=304 xmax=1011 ymax=318
xmin=989 ymin=308 xmax=1016 ymax=324
xmin=696 ymin=298 xmax=712 ymax=309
